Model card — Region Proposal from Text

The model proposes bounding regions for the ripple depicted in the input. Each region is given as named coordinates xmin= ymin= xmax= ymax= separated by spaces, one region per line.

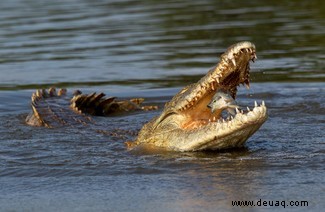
xmin=0 ymin=0 xmax=324 ymax=88
xmin=0 ymin=1 xmax=324 ymax=211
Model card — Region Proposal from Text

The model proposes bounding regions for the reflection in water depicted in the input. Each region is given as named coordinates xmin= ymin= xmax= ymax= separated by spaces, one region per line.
xmin=176 ymin=168 xmax=259 ymax=209
xmin=163 ymin=151 xmax=264 ymax=210
xmin=126 ymin=145 xmax=265 ymax=209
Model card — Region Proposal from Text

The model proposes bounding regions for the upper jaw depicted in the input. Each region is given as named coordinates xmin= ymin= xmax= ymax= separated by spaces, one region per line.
xmin=172 ymin=41 xmax=257 ymax=113
xmin=152 ymin=41 xmax=258 ymax=130
xmin=214 ymin=41 xmax=257 ymax=98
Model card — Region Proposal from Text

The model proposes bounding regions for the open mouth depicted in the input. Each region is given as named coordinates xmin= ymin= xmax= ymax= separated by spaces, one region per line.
xmin=134 ymin=41 xmax=268 ymax=151
xmin=173 ymin=41 xmax=267 ymax=131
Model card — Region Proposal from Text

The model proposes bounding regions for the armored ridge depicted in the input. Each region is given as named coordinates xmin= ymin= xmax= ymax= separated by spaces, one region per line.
xmin=26 ymin=88 xmax=157 ymax=128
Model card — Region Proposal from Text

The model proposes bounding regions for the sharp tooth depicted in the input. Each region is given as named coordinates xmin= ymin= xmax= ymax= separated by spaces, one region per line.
xmin=32 ymin=93 xmax=37 ymax=102
xmin=211 ymin=82 xmax=215 ymax=91
xmin=231 ymin=58 xmax=236 ymax=66
xmin=254 ymin=101 xmax=258 ymax=107
xmin=36 ymin=90 xmax=42 ymax=97
xmin=216 ymin=78 xmax=220 ymax=83
xmin=247 ymin=106 xmax=250 ymax=111
xmin=262 ymin=101 xmax=265 ymax=106
xmin=235 ymin=108 xmax=240 ymax=114
xmin=213 ymin=117 xmax=216 ymax=121
xmin=200 ymin=84 xmax=206 ymax=90
xmin=244 ymin=79 xmax=250 ymax=89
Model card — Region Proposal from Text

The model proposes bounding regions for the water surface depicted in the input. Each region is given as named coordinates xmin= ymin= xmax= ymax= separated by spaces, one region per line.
xmin=0 ymin=0 xmax=324 ymax=211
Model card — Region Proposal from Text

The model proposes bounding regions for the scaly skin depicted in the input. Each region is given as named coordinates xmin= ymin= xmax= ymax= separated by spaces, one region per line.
xmin=26 ymin=41 xmax=267 ymax=152
xmin=132 ymin=41 xmax=267 ymax=151
xmin=26 ymin=88 xmax=157 ymax=128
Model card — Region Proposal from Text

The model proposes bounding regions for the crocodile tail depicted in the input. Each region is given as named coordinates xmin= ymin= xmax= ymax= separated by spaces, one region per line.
xmin=71 ymin=93 xmax=158 ymax=115
xmin=26 ymin=88 xmax=93 ymax=128
xmin=26 ymin=87 xmax=159 ymax=128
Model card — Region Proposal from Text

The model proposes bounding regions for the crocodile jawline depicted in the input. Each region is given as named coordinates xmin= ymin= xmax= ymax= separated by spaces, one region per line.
xmin=132 ymin=41 xmax=268 ymax=151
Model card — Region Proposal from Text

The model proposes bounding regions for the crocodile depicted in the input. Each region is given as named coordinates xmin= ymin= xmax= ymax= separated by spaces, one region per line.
xmin=25 ymin=87 xmax=158 ymax=128
xmin=26 ymin=41 xmax=267 ymax=151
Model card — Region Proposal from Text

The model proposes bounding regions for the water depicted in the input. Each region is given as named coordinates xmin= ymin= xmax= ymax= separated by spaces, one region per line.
xmin=0 ymin=0 xmax=324 ymax=211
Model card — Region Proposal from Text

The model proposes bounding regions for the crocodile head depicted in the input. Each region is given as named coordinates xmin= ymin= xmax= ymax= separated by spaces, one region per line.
xmin=133 ymin=41 xmax=267 ymax=151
